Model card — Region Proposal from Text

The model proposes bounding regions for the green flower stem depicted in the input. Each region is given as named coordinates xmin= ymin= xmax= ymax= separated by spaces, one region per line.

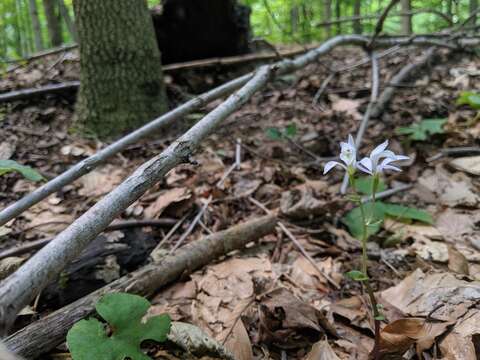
xmin=348 ymin=172 xmax=381 ymax=360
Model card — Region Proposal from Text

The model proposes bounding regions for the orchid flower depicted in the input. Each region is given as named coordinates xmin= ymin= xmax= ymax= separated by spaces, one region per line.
xmin=356 ymin=140 xmax=409 ymax=175
xmin=323 ymin=134 xmax=357 ymax=175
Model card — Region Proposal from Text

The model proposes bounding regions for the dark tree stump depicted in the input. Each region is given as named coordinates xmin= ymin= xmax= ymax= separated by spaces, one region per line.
xmin=152 ymin=0 xmax=251 ymax=64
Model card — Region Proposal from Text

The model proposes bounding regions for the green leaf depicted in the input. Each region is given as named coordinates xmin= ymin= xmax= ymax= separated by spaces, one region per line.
xmin=382 ymin=203 xmax=433 ymax=224
xmin=67 ymin=293 xmax=171 ymax=360
xmin=345 ymin=270 xmax=369 ymax=281
xmin=457 ymin=91 xmax=480 ymax=109
xmin=266 ymin=127 xmax=282 ymax=140
xmin=354 ymin=176 xmax=386 ymax=195
xmin=396 ymin=118 xmax=446 ymax=141
xmin=0 ymin=160 xmax=44 ymax=182
xmin=342 ymin=202 xmax=386 ymax=239
xmin=284 ymin=123 xmax=297 ymax=137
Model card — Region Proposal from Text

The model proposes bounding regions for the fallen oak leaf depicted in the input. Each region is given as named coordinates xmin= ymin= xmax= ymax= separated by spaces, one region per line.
xmin=378 ymin=318 xmax=452 ymax=357
xmin=304 ymin=339 xmax=341 ymax=360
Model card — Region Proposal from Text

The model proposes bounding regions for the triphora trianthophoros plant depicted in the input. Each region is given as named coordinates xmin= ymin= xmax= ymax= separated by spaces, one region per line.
xmin=323 ymin=135 xmax=410 ymax=359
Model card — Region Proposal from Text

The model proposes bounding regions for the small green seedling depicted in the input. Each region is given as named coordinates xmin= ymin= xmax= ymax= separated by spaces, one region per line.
xmin=396 ymin=118 xmax=446 ymax=141
xmin=67 ymin=293 xmax=171 ymax=360
xmin=0 ymin=159 xmax=44 ymax=181
xmin=266 ymin=122 xmax=297 ymax=140
xmin=457 ymin=91 xmax=480 ymax=109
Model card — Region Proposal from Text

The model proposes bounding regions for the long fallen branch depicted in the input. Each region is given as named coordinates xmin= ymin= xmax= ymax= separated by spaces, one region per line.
xmin=0 ymin=74 xmax=251 ymax=227
xmin=0 ymin=34 xmax=472 ymax=333
xmin=4 ymin=215 xmax=277 ymax=358
xmin=370 ymin=46 xmax=437 ymax=118
xmin=0 ymin=81 xmax=80 ymax=103
xmin=0 ymin=35 xmax=474 ymax=230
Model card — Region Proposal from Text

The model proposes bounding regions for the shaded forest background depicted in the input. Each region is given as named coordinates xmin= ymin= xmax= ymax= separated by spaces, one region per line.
xmin=0 ymin=0 xmax=477 ymax=62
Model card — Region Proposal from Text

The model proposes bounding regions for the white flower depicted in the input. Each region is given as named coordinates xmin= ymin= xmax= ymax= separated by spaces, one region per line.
xmin=357 ymin=140 xmax=409 ymax=175
xmin=323 ymin=134 xmax=357 ymax=174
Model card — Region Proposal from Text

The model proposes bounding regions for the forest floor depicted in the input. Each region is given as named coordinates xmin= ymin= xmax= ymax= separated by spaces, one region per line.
xmin=0 ymin=44 xmax=480 ymax=359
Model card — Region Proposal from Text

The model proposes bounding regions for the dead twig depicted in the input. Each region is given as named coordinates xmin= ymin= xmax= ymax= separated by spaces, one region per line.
xmin=368 ymin=0 xmax=402 ymax=48
xmin=170 ymin=197 xmax=212 ymax=254
xmin=248 ymin=197 xmax=340 ymax=289
xmin=426 ymin=146 xmax=480 ymax=162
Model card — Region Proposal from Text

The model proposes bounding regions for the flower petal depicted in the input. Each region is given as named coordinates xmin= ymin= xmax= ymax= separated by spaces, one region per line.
xmin=357 ymin=157 xmax=373 ymax=175
xmin=323 ymin=161 xmax=345 ymax=174
xmin=370 ymin=140 xmax=389 ymax=160
xmin=348 ymin=134 xmax=355 ymax=148
xmin=378 ymin=158 xmax=402 ymax=173
xmin=392 ymin=154 xmax=410 ymax=161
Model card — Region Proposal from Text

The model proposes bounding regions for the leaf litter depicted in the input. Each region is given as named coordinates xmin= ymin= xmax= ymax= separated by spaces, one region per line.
xmin=0 ymin=45 xmax=480 ymax=359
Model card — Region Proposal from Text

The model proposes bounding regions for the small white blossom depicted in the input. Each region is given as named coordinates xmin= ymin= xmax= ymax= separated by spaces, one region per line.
xmin=323 ymin=134 xmax=357 ymax=174
xmin=357 ymin=140 xmax=409 ymax=175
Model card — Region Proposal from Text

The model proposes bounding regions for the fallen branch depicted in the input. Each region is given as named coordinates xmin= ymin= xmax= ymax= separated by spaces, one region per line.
xmin=370 ymin=46 xmax=437 ymax=118
xmin=0 ymin=35 xmax=474 ymax=230
xmin=0 ymin=218 xmax=177 ymax=260
xmin=4 ymin=215 xmax=277 ymax=358
xmin=0 ymin=34 xmax=472 ymax=332
xmin=0 ymin=74 xmax=251 ymax=227
xmin=0 ymin=82 xmax=80 ymax=103
xmin=369 ymin=0 xmax=402 ymax=48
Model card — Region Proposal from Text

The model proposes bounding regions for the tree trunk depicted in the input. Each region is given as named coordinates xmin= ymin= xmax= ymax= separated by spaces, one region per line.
xmin=353 ymin=0 xmax=362 ymax=34
xmin=73 ymin=0 xmax=168 ymax=139
xmin=324 ymin=0 xmax=332 ymax=37
xmin=401 ymin=0 xmax=413 ymax=34
xmin=42 ymin=0 xmax=63 ymax=46
xmin=28 ymin=0 xmax=43 ymax=51
xmin=58 ymin=0 xmax=77 ymax=42
xmin=469 ymin=0 xmax=479 ymax=25
xmin=335 ymin=0 xmax=341 ymax=34
xmin=446 ymin=0 xmax=453 ymax=18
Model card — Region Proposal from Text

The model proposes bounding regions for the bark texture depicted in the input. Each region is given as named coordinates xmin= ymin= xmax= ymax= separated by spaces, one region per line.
xmin=73 ymin=0 xmax=168 ymax=138
xmin=42 ymin=0 xmax=63 ymax=46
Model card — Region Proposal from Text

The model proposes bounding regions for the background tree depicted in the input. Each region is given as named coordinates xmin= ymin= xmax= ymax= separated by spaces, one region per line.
xmin=401 ymin=0 xmax=413 ymax=34
xmin=470 ymin=0 xmax=478 ymax=25
xmin=73 ymin=0 xmax=168 ymax=138
xmin=43 ymin=0 xmax=62 ymax=46
xmin=353 ymin=0 xmax=362 ymax=34
xmin=28 ymin=0 xmax=43 ymax=51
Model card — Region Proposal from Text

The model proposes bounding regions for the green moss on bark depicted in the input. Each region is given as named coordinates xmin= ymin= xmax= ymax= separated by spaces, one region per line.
xmin=73 ymin=0 xmax=167 ymax=139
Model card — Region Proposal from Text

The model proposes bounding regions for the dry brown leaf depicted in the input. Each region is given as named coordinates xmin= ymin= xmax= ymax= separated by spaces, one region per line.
xmin=331 ymin=98 xmax=362 ymax=120
xmin=290 ymin=256 xmax=342 ymax=290
xmin=436 ymin=209 xmax=480 ymax=250
xmin=416 ymin=166 xmax=480 ymax=207
xmin=258 ymin=287 xmax=336 ymax=347
xmin=144 ymin=187 xmax=191 ymax=218
xmin=304 ymin=340 xmax=340 ymax=360
xmin=448 ymin=245 xmax=469 ymax=275
xmin=379 ymin=318 xmax=452 ymax=357
xmin=440 ymin=308 xmax=480 ymax=360
xmin=381 ymin=269 xmax=480 ymax=321
xmin=233 ymin=178 xmax=262 ymax=198
xmin=330 ymin=296 xmax=371 ymax=331
xmin=78 ymin=165 xmax=124 ymax=197
xmin=449 ymin=156 xmax=480 ymax=176
xmin=223 ymin=320 xmax=253 ymax=360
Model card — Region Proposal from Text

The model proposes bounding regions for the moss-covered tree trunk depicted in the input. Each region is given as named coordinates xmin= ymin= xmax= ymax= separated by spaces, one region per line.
xmin=73 ymin=0 xmax=167 ymax=139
